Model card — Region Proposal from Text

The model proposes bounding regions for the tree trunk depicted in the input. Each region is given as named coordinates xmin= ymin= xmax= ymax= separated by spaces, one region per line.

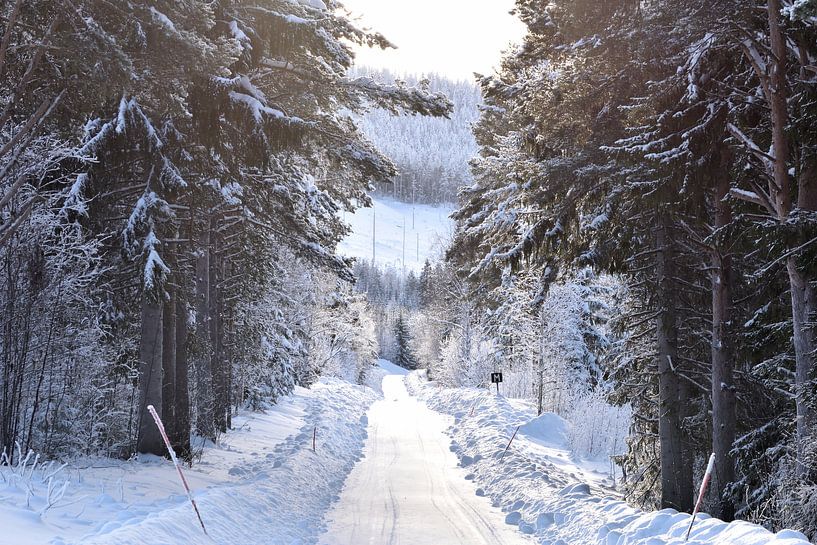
xmin=793 ymin=51 xmax=817 ymax=478
xmin=655 ymin=216 xmax=693 ymax=512
xmin=766 ymin=0 xmax=791 ymax=217
xmin=194 ymin=224 xmax=214 ymax=439
xmin=161 ymin=290 xmax=176 ymax=445
xmin=174 ymin=296 xmax=191 ymax=459
xmin=677 ymin=377 xmax=695 ymax=511
xmin=537 ymin=308 xmax=545 ymax=415
xmin=209 ymin=232 xmax=227 ymax=433
xmin=788 ymin=257 xmax=817 ymax=475
xmin=710 ymin=152 xmax=736 ymax=521
xmin=766 ymin=0 xmax=816 ymax=476
xmin=794 ymin=151 xmax=817 ymax=477
xmin=1 ymin=254 xmax=17 ymax=459
xmin=225 ymin=303 xmax=233 ymax=430
xmin=136 ymin=297 xmax=164 ymax=455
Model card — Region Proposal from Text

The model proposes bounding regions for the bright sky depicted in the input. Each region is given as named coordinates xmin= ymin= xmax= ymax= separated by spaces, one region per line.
xmin=340 ymin=0 xmax=526 ymax=80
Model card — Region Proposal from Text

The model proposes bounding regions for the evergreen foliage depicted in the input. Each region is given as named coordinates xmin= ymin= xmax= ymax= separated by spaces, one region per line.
xmin=352 ymin=68 xmax=481 ymax=204
xmin=392 ymin=314 xmax=418 ymax=370
xmin=0 ymin=0 xmax=449 ymax=462
xmin=444 ymin=0 xmax=817 ymax=536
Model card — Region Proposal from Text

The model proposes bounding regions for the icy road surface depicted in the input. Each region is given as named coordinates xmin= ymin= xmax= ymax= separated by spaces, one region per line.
xmin=321 ymin=372 xmax=529 ymax=545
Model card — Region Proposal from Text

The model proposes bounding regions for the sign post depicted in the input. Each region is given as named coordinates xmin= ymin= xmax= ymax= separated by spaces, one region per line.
xmin=490 ymin=372 xmax=503 ymax=395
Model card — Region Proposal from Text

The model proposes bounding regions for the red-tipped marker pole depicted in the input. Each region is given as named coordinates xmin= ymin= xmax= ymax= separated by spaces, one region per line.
xmin=146 ymin=405 xmax=208 ymax=536
xmin=500 ymin=425 xmax=520 ymax=461
xmin=685 ymin=452 xmax=715 ymax=541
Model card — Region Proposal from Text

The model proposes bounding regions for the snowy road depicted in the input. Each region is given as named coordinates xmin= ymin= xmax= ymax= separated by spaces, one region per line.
xmin=321 ymin=372 xmax=528 ymax=545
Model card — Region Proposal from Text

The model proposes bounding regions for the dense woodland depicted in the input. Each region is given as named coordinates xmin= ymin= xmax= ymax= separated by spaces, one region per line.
xmin=0 ymin=0 xmax=448 ymax=462
xmin=3 ymin=0 xmax=817 ymax=541
xmin=437 ymin=0 xmax=817 ymax=538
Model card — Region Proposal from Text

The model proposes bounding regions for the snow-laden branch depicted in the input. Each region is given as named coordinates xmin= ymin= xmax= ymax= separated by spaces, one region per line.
xmin=726 ymin=122 xmax=776 ymax=175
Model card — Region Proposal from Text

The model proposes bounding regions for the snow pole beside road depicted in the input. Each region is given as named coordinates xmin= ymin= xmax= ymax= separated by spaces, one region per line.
xmin=500 ymin=425 xmax=520 ymax=461
xmin=146 ymin=405 xmax=208 ymax=536
xmin=685 ymin=452 xmax=716 ymax=541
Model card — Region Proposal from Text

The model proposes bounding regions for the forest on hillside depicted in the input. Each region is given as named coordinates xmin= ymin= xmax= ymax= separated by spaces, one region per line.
xmin=352 ymin=67 xmax=481 ymax=204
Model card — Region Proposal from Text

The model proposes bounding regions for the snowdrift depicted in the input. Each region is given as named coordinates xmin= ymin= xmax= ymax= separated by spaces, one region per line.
xmin=405 ymin=372 xmax=811 ymax=545
xmin=2 ymin=378 xmax=378 ymax=545
xmin=376 ymin=358 xmax=409 ymax=376
xmin=518 ymin=412 xmax=569 ymax=448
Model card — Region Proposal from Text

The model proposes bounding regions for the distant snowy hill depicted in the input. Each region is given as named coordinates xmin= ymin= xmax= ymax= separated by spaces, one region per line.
xmin=338 ymin=197 xmax=455 ymax=274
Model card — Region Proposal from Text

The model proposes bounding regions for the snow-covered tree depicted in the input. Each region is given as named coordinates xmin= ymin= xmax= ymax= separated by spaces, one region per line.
xmin=308 ymin=275 xmax=378 ymax=383
xmin=0 ymin=0 xmax=450 ymax=461
xmin=351 ymin=68 xmax=481 ymax=204
xmin=392 ymin=314 xmax=418 ymax=370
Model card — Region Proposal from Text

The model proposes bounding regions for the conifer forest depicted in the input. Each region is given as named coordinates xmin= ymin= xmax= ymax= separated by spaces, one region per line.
xmin=1 ymin=1 xmax=817 ymax=544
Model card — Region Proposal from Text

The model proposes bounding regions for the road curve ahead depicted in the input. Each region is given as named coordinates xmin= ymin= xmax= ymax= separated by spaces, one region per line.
xmin=320 ymin=373 xmax=529 ymax=545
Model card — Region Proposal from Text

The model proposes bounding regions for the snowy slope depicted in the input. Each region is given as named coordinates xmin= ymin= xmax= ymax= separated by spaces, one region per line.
xmin=338 ymin=197 xmax=455 ymax=274
xmin=405 ymin=372 xmax=811 ymax=545
xmin=0 ymin=379 xmax=377 ymax=545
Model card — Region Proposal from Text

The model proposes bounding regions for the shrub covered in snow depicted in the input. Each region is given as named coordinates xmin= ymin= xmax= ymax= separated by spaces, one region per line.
xmin=564 ymin=388 xmax=631 ymax=464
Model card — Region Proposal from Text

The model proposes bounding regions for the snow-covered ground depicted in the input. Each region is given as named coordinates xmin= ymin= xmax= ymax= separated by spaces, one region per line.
xmin=1 ymin=378 xmax=377 ymax=545
xmin=405 ymin=372 xmax=811 ymax=545
xmin=4 ymin=364 xmax=809 ymax=545
xmin=338 ymin=196 xmax=455 ymax=273
xmin=321 ymin=366 xmax=528 ymax=545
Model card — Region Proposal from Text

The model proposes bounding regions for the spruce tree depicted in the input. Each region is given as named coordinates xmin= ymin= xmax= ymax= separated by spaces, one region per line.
xmin=393 ymin=315 xmax=418 ymax=370
xmin=0 ymin=0 xmax=451 ymax=460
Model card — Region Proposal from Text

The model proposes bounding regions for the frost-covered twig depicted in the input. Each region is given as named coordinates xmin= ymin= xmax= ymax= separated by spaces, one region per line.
xmin=0 ymin=445 xmax=71 ymax=515
xmin=39 ymin=477 xmax=70 ymax=515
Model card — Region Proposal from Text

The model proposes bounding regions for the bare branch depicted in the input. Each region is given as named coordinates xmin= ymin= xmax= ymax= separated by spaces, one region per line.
xmin=0 ymin=0 xmax=24 ymax=80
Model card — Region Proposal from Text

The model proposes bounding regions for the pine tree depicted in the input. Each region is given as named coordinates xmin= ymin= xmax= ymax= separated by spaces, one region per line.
xmin=392 ymin=315 xmax=418 ymax=370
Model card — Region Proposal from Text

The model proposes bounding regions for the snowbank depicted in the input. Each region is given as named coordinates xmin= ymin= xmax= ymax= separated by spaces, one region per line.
xmin=405 ymin=372 xmax=810 ymax=545
xmin=376 ymin=358 xmax=409 ymax=376
xmin=1 ymin=378 xmax=378 ymax=545
xmin=518 ymin=412 xmax=569 ymax=448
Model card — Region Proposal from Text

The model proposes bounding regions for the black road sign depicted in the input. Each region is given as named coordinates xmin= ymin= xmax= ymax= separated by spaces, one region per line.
xmin=491 ymin=372 xmax=503 ymax=395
